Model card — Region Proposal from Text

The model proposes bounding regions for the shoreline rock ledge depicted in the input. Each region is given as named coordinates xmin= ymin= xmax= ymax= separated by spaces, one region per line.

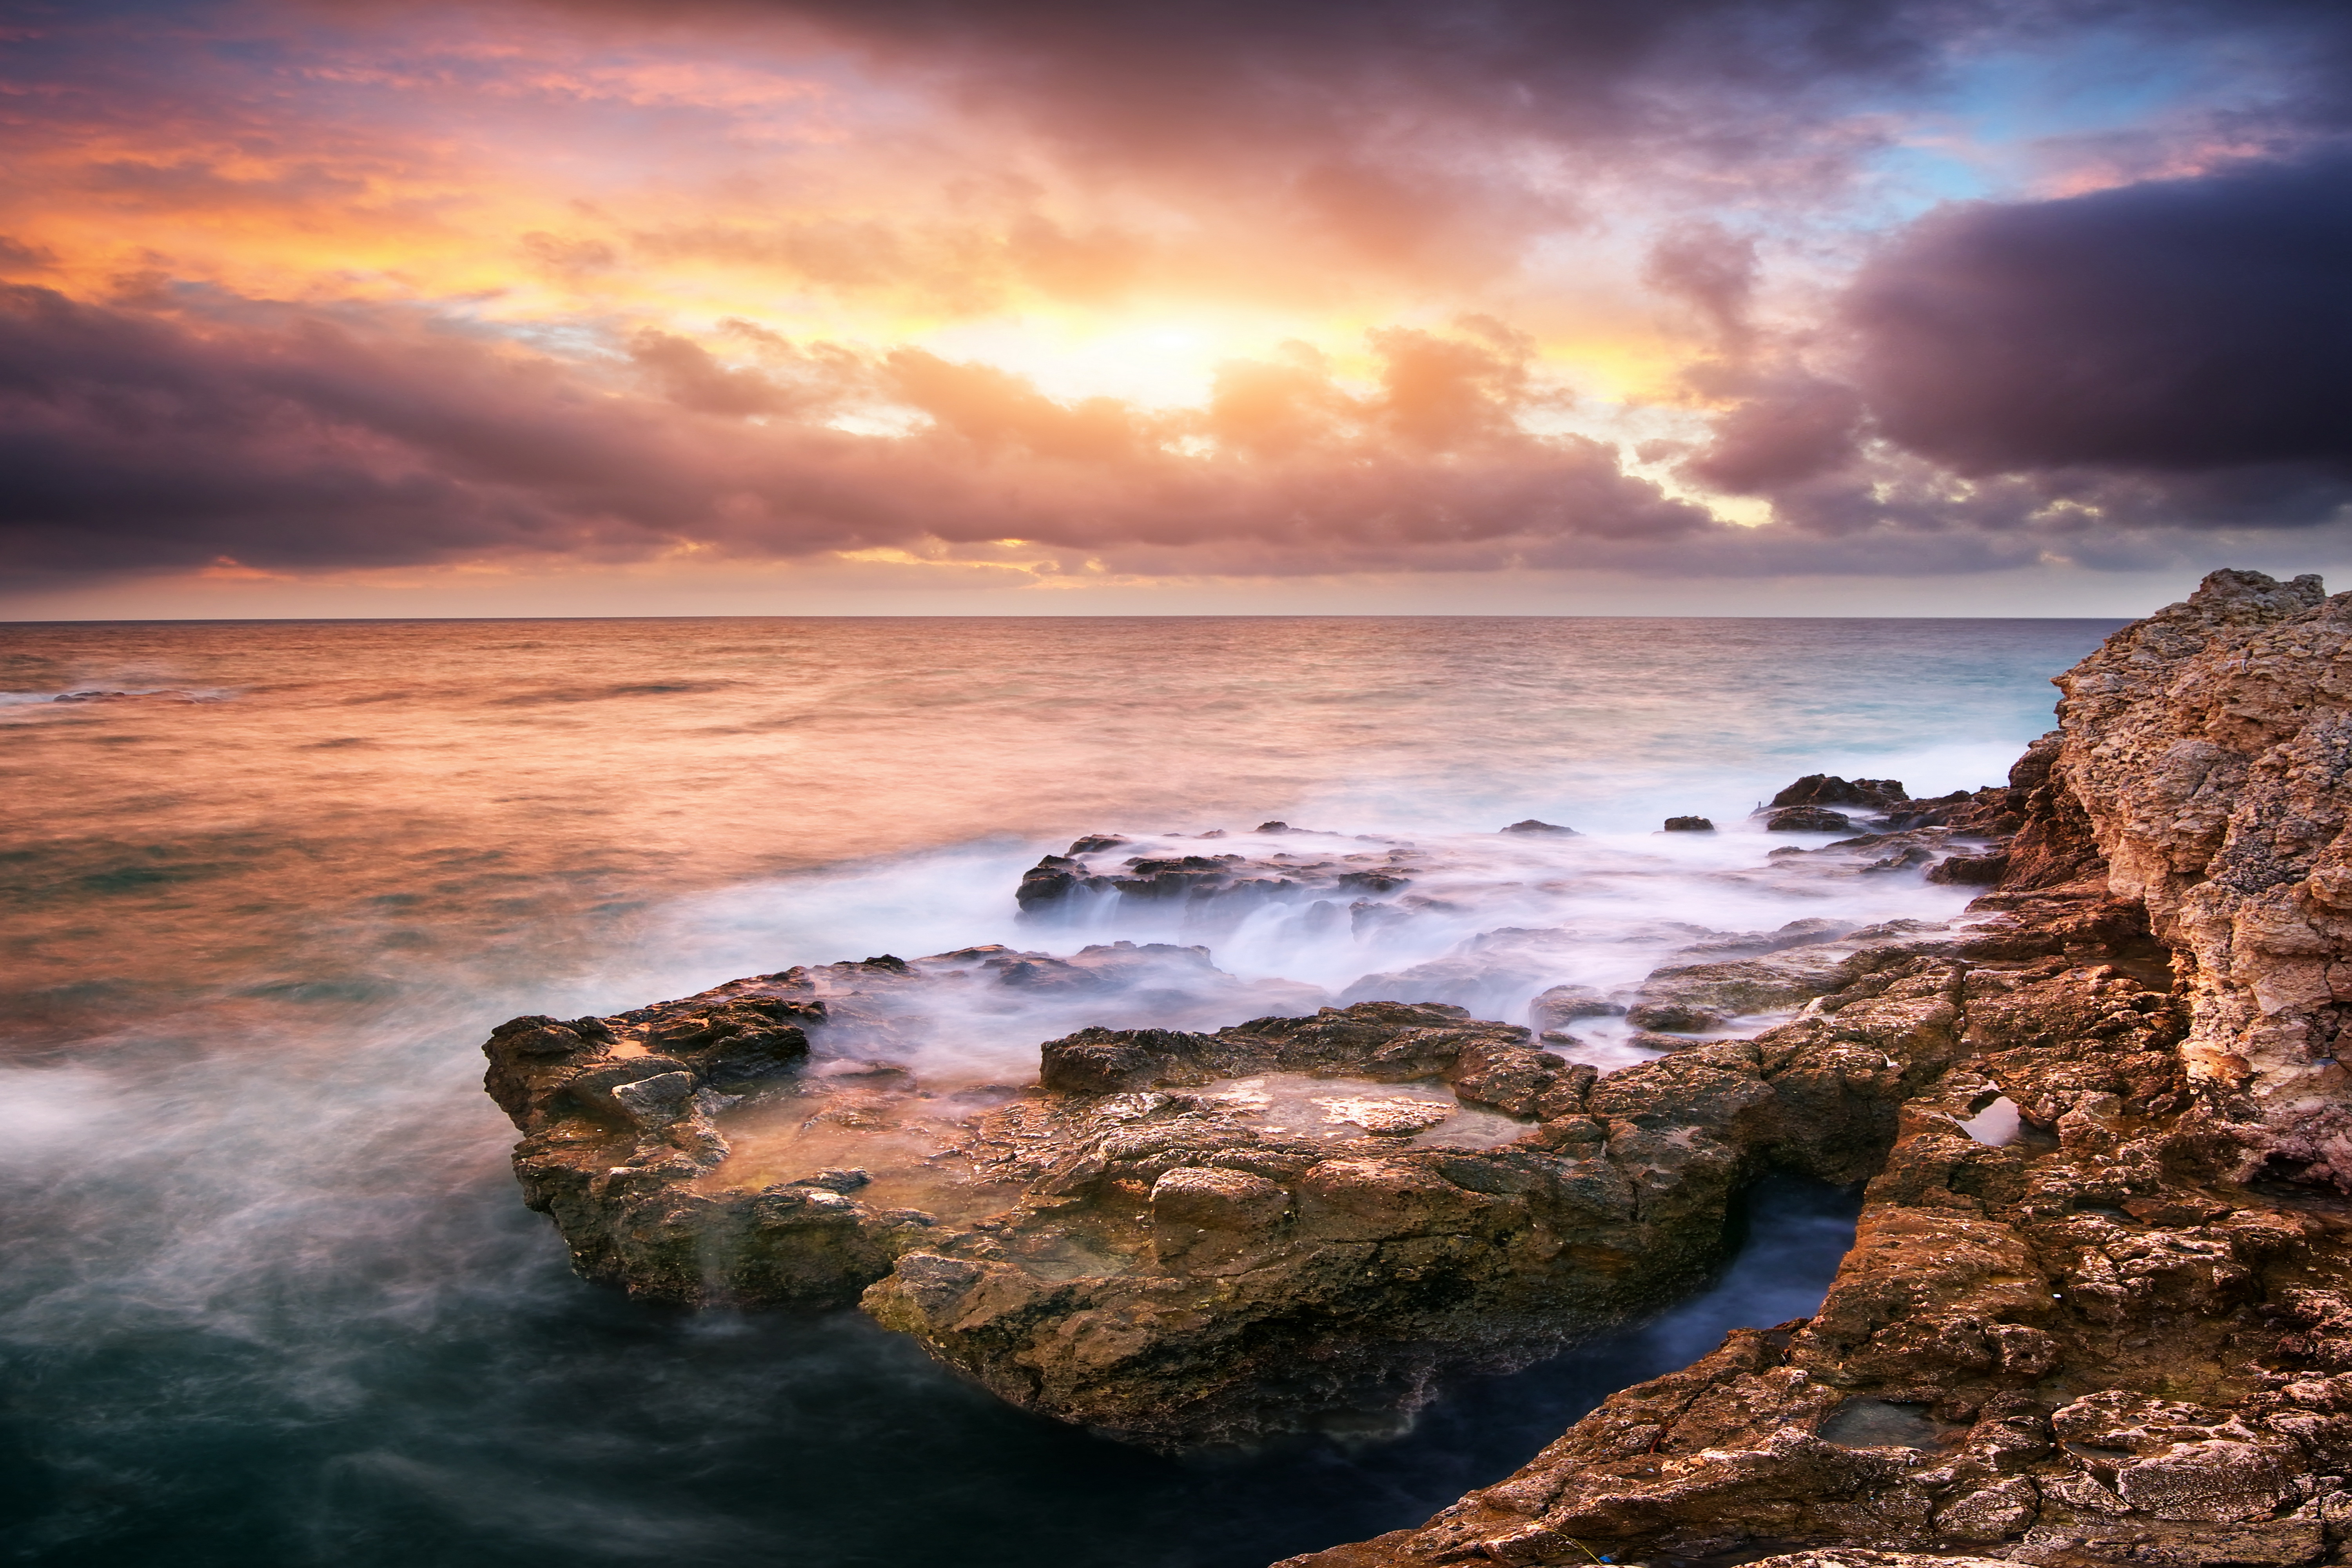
xmin=479 ymin=568 xmax=2352 ymax=1565
xmin=1279 ymin=567 xmax=2352 ymax=1568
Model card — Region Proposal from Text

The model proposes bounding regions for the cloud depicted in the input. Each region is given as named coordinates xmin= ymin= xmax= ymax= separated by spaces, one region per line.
xmin=11 ymin=276 xmax=2352 ymax=595
xmin=1643 ymin=221 xmax=1760 ymax=358
xmin=0 ymin=285 xmax=1725 ymax=584
xmin=1681 ymin=372 xmax=1865 ymax=494
xmin=18 ymin=0 xmax=2352 ymax=602
xmin=1847 ymin=149 xmax=2352 ymax=478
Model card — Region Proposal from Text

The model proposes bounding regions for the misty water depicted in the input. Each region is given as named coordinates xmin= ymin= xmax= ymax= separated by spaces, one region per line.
xmin=0 ymin=615 xmax=2117 ymax=1566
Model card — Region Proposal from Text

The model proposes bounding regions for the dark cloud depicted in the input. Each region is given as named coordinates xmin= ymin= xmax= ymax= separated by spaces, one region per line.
xmin=0 ymin=236 xmax=60 ymax=272
xmin=732 ymin=0 xmax=1950 ymax=148
xmin=530 ymin=0 xmax=2352 ymax=189
xmin=1848 ymin=149 xmax=2352 ymax=478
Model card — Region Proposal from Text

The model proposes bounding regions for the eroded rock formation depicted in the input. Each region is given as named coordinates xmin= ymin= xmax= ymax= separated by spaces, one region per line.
xmin=1279 ymin=568 xmax=2352 ymax=1568
xmin=485 ymin=958 xmax=1961 ymax=1447
xmin=482 ymin=567 xmax=2352 ymax=1564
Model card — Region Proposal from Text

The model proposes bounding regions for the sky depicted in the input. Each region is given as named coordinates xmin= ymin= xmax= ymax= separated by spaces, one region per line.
xmin=3 ymin=0 xmax=2351 ymax=618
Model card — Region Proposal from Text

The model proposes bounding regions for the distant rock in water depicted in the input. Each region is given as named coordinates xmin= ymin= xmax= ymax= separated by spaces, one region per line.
xmin=1773 ymin=773 xmax=1908 ymax=810
xmin=1501 ymin=819 xmax=1576 ymax=835
xmin=1764 ymin=805 xmax=1853 ymax=832
xmin=1011 ymin=824 xmax=1428 ymax=926
xmin=1662 ymin=815 xmax=1715 ymax=831
xmin=50 ymin=688 xmax=208 ymax=704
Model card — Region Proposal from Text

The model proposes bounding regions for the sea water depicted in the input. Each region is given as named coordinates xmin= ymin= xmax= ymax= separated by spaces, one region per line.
xmin=0 ymin=615 xmax=2117 ymax=1566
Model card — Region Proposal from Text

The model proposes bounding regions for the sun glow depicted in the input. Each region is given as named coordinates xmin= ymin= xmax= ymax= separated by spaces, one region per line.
xmin=913 ymin=308 xmax=1311 ymax=408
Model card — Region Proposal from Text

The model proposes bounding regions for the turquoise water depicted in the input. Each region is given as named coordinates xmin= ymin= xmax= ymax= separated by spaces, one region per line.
xmin=0 ymin=615 xmax=2118 ymax=1565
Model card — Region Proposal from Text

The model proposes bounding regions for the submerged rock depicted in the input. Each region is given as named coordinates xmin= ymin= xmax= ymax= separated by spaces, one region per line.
xmin=1012 ymin=828 xmax=1430 ymax=925
xmin=1663 ymin=815 xmax=1716 ymax=832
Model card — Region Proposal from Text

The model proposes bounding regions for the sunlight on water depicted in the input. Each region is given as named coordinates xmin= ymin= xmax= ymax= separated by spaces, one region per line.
xmin=0 ymin=615 xmax=2116 ymax=1566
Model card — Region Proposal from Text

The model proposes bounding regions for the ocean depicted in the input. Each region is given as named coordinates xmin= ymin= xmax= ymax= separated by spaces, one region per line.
xmin=0 ymin=615 xmax=2118 ymax=1566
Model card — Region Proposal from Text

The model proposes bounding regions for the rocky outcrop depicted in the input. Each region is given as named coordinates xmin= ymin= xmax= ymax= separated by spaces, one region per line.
xmin=1777 ymin=775 xmax=1912 ymax=812
xmin=481 ymin=567 xmax=2352 ymax=1564
xmin=2021 ymin=570 xmax=2352 ymax=1174
xmin=486 ymin=956 xmax=1973 ymax=1446
xmin=1769 ymin=806 xmax=1857 ymax=832
xmin=1015 ymin=830 xmax=1428 ymax=922
xmin=1279 ymin=569 xmax=2352 ymax=1568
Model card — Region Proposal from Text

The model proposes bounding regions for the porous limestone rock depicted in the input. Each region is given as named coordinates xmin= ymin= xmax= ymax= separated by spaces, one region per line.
xmin=1274 ymin=944 xmax=2352 ymax=1568
xmin=2015 ymin=568 xmax=2352 ymax=1178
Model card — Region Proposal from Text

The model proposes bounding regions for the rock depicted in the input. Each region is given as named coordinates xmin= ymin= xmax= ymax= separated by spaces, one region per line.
xmin=2001 ymin=568 xmax=2352 ymax=1172
xmin=1016 ymin=854 xmax=1085 ymax=909
xmin=1529 ymin=984 xmax=1624 ymax=1032
xmin=487 ymin=970 xmax=1965 ymax=1448
xmin=1768 ymin=806 xmax=1855 ymax=832
xmin=479 ymin=568 xmax=2352 ymax=1562
xmin=855 ymin=993 xmax=1936 ymax=1447
xmin=1775 ymin=775 xmax=1911 ymax=811
xmin=1276 ymin=570 xmax=2352 ymax=1568
xmin=1664 ymin=816 xmax=1716 ymax=832
xmin=1626 ymin=933 xmax=1941 ymax=1023
xmin=1762 ymin=772 xmax=2024 ymax=837
xmin=1502 ymin=819 xmax=1576 ymax=835
xmin=1742 ymin=1555 xmax=2016 ymax=1568
xmin=1011 ymin=827 xmax=1432 ymax=926
xmin=1929 ymin=849 xmax=2010 ymax=885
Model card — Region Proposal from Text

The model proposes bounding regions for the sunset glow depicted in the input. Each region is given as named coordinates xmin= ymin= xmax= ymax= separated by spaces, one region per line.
xmin=5 ymin=0 xmax=2352 ymax=615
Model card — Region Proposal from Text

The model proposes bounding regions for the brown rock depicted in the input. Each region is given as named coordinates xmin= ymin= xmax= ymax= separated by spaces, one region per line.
xmin=1769 ymin=806 xmax=1857 ymax=832
xmin=1273 ymin=570 xmax=2352 ymax=1568
xmin=1774 ymin=775 xmax=1911 ymax=811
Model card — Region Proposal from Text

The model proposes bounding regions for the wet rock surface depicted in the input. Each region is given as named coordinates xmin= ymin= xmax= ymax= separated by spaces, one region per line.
xmin=481 ymin=567 xmax=2352 ymax=1563
xmin=1014 ymin=829 xmax=1432 ymax=921
xmin=485 ymin=956 xmax=1953 ymax=1447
